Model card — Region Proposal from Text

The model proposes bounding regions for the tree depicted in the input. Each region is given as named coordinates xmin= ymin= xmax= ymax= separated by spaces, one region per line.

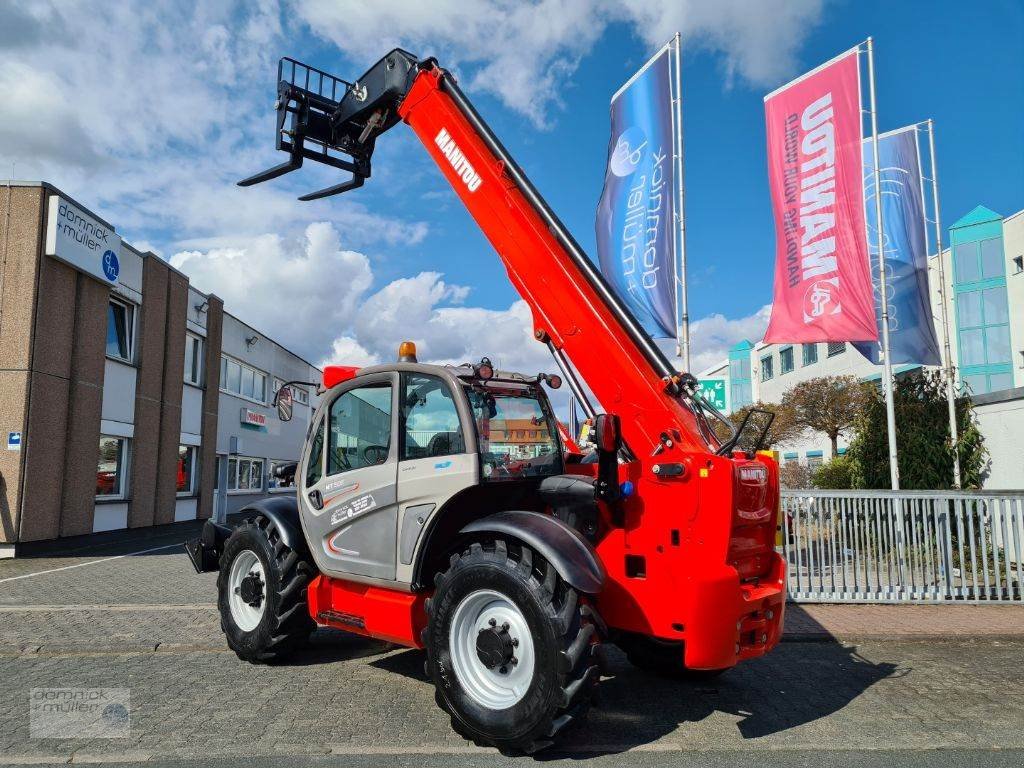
xmin=713 ymin=400 xmax=802 ymax=450
xmin=845 ymin=369 xmax=988 ymax=490
xmin=781 ymin=376 xmax=873 ymax=458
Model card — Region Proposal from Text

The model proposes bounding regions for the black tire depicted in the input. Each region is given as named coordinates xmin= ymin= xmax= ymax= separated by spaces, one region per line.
xmin=422 ymin=538 xmax=602 ymax=754
xmin=217 ymin=515 xmax=316 ymax=663
xmin=618 ymin=634 xmax=727 ymax=680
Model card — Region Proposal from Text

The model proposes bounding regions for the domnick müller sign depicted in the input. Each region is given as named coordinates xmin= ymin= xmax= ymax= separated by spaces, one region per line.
xmin=44 ymin=195 xmax=123 ymax=285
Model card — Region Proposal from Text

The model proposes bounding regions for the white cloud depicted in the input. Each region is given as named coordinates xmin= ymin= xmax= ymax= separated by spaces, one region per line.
xmin=172 ymin=221 xmax=552 ymax=377
xmin=320 ymin=336 xmax=381 ymax=368
xmin=294 ymin=0 xmax=826 ymax=128
xmin=171 ymin=222 xmax=374 ymax=361
xmin=671 ymin=304 xmax=772 ymax=374
xmin=617 ymin=1 xmax=827 ymax=89
xmin=0 ymin=0 xmax=427 ymax=255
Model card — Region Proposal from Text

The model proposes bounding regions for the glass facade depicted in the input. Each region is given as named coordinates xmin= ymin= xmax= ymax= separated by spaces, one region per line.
xmin=951 ymin=207 xmax=1012 ymax=395
xmin=728 ymin=342 xmax=753 ymax=410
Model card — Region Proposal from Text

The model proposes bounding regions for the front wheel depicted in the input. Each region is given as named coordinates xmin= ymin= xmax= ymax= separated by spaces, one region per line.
xmin=423 ymin=539 xmax=601 ymax=754
xmin=217 ymin=516 xmax=315 ymax=663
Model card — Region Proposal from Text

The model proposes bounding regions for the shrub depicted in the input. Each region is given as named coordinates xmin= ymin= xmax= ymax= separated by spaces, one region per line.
xmin=812 ymin=455 xmax=854 ymax=489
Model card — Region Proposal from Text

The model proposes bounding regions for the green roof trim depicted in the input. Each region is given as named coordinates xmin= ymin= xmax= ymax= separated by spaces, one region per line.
xmin=951 ymin=205 xmax=1002 ymax=230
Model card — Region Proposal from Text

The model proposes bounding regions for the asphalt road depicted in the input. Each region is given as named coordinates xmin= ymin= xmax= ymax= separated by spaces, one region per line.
xmin=1 ymin=530 xmax=1022 ymax=766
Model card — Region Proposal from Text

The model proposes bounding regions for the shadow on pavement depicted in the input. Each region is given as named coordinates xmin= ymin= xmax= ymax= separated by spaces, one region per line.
xmin=330 ymin=605 xmax=903 ymax=758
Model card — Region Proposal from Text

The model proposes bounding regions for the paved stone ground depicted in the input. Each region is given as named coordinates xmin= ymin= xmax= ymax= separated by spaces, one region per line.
xmin=784 ymin=602 xmax=1024 ymax=640
xmin=1 ymin=532 xmax=1023 ymax=765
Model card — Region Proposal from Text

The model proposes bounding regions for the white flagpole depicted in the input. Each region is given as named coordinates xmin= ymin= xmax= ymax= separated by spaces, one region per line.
xmin=866 ymin=36 xmax=901 ymax=490
xmin=672 ymin=32 xmax=690 ymax=371
xmin=925 ymin=119 xmax=962 ymax=487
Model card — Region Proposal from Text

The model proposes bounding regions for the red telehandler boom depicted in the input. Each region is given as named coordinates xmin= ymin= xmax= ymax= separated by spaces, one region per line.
xmin=188 ymin=49 xmax=785 ymax=753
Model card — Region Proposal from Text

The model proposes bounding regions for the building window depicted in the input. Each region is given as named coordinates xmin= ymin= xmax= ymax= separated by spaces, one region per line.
xmin=802 ymin=343 xmax=818 ymax=366
xmin=184 ymin=334 xmax=203 ymax=385
xmin=806 ymin=454 xmax=824 ymax=471
xmin=956 ymin=238 xmax=1005 ymax=283
xmin=979 ymin=238 xmax=1004 ymax=279
xmin=760 ymin=355 xmax=774 ymax=381
xmin=96 ymin=436 xmax=128 ymax=499
xmin=328 ymin=382 xmax=392 ymax=475
xmin=227 ymin=456 xmax=265 ymax=493
xmin=177 ymin=445 xmax=197 ymax=496
xmin=954 ymin=242 xmax=981 ymax=283
xmin=220 ymin=355 xmax=267 ymax=403
xmin=827 ymin=342 xmax=845 ymax=357
xmin=780 ymin=346 xmax=794 ymax=374
xmin=1014 ymin=255 xmax=1023 ymax=274
xmin=106 ymin=298 xmax=135 ymax=362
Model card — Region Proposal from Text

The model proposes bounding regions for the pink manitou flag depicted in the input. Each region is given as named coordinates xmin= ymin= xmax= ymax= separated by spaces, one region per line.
xmin=763 ymin=50 xmax=878 ymax=344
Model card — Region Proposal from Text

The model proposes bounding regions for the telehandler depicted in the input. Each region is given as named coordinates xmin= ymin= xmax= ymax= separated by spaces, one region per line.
xmin=186 ymin=49 xmax=785 ymax=753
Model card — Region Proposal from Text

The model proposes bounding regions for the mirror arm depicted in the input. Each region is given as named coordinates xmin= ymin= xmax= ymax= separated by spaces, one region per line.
xmin=272 ymin=380 xmax=319 ymax=406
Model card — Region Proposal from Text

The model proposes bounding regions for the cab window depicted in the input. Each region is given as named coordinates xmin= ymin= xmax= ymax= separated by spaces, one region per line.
xmin=328 ymin=382 xmax=393 ymax=475
xmin=402 ymin=374 xmax=464 ymax=460
xmin=466 ymin=385 xmax=562 ymax=480
xmin=305 ymin=416 xmax=324 ymax=487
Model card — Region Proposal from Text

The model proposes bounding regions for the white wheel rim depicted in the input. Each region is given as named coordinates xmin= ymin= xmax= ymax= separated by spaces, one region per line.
xmin=449 ymin=589 xmax=536 ymax=710
xmin=228 ymin=549 xmax=266 ymax=632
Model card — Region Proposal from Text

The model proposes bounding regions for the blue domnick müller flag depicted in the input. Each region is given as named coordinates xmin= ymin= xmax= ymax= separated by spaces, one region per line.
xmin=596 ymin=44 xmax=677 ymax=339
xmin=855 ymin=126 xmax=942 ymax=366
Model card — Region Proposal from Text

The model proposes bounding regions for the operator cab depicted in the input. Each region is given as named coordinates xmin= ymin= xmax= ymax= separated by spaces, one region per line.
xmin=282 ymin=342 xmax=571 ymax=588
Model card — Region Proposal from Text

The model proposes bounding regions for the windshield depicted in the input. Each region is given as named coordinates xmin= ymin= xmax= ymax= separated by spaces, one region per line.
xmin=465 ymin=384 xmax=562 ymax=480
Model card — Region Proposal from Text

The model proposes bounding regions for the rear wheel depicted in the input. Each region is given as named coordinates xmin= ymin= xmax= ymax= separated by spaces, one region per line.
xmin=217 ymin=516 xmax=315 ymax=663
xmin=423 ymin=539 xmax=601 ymax=754
xmin=619 ymin=634 xmax=727 ymax=680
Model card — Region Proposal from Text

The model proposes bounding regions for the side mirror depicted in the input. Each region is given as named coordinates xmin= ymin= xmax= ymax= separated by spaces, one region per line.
xmin=275 ymin=386 xmax=294 ymax=422
xmin=594 ymin=413 xmax=621 ymax=454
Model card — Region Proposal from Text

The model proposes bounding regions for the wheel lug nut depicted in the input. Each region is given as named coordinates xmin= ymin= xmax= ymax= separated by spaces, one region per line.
xmin=511 ymin=656 xmax=518 ymax=665
xmin=488 ymin=618 xmax=497 ymax=627
xmin=511 ymin=638 xmax=519 ymax=647
xmin=501 ymin=622 xmax=510 ymax=631
xmin=499 ymin=666 xmax=507 ymax=674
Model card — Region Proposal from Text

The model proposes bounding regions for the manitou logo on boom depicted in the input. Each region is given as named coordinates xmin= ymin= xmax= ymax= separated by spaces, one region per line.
xmin=435 ymin=128 xmax=483 ymax=192
xmin=798 ymin=92 xmax=841 ymax=322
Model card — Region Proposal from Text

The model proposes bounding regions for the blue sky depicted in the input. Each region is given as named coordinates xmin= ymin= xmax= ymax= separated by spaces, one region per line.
xmin=2 ymin=1 xmax=1022 ymax=375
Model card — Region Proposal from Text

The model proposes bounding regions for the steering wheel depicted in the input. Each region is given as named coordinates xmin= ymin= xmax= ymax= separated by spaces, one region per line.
xmin=361 ymin=444 xmax=389 ymax=465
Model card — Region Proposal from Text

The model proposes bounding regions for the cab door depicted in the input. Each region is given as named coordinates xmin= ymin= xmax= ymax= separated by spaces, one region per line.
xmin=395 ymin=373 xmax=478 ymax=580
xmin=298 ymin=372 xmax=400 ymax=581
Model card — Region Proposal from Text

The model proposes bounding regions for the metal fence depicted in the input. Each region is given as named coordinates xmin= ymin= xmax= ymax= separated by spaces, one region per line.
xmin=781 ymin=490 xmax=1024 ymax=603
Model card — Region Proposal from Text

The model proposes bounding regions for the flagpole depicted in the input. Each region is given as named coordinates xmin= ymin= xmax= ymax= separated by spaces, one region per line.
xmin=866 ymin=36 xmax=901 ymax=490
xmin=925 ymin=119 xmax=962 ymax=487
xmin=672 ymin=32 xmax=691 ymax=371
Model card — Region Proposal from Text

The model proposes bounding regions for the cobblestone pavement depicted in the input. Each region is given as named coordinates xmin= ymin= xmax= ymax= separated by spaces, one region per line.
xmin=1 ymin=538 xmax=1023 ymax=765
